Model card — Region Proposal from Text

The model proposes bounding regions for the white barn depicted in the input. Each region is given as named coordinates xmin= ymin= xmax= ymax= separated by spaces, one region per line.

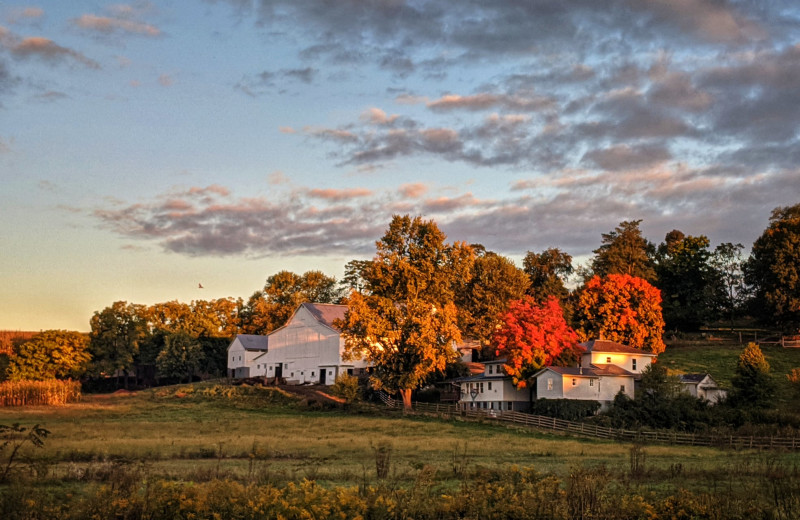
xmin=679 ymin=373 xmax=727 ymax=403
xmin=227 ymin=334 xmax=269 ymax=379
xmin=227 ymin=303 xmax=369 ymax=384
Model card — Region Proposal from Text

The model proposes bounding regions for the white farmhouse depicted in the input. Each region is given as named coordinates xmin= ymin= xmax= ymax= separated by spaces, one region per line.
xmin=532 ymin=339 xmax=657 ymax=409
xmin=457 ymin=359 xmax=532 ymax=412
xmin=227 ymin=302 xmax=368 ymax=384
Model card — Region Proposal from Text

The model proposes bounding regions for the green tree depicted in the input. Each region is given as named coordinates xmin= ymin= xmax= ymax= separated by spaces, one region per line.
xmin=730 ymin=342 xmax=775 ymax=408
xmin=7 ymin=330 xmax=90 ymax=381
xmin=523 ymin=248 xmax=573 ymax=302
xmin=156 ymin=332 xmax=204 ymax=383
xmin=337 ymin=215 xmax=467 ymax=409
xmin=711 ymin=242 xmax=746 ymax=328
xmin=744 ymin=203 xmax=800 ymax=332
xmin=493 ymin=297 xmax=579 ymax=389
xmin=457 ymin=251 xmax=530 ymax=354
xmin=574 ymin=274 xmax=666 ymax=354
xmin=89 ymin=301 xmax=147 ymax=388
xmin=590 ymin=220 xmax=656 ymax=283
xmin=655 ymin=231 xmax=721 ymax=331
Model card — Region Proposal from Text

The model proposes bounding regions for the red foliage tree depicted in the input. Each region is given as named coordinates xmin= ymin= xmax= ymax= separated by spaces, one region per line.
xmin=575 ymin=274 xmax=666 ymax=354
xmin=493 ymin=296 xmax=579 ymax=389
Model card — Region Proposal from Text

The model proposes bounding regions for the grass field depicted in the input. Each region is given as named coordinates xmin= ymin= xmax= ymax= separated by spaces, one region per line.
xmin=3 ymin=383 xmax=800 ymax=518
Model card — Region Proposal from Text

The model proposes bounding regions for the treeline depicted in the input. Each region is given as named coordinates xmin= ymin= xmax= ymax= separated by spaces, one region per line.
xmin=2 ymin=202 xmax=798 ymax=388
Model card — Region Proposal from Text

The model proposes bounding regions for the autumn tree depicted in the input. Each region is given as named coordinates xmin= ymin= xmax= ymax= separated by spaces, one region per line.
xmin=523 ymin=248 xmax=574 ymax=302
xmin=89 ymin=301 xmax=147 ymax=388
xmin=655 ymin=231 xmax=722 ymax=331
xmin=730 ymin=342 xmax=775 ymax=407
xmin=590 ymin=220 xmax=656 ymax=283
xmin=337 ymin=215 xmax=468 ymax=409
xmin=711 ymin=242 xmax=746 ymax=328
xmin=574 ymin=274 xmax=666 ymax=354
xmin=744 ymin=203 xmax=800 ymax=332
xmin=457 ymin=251 xmax=530 ymax=354
xmin=493 ymin=297 xmax=579 ymax=389
xmin=240 ymin=270 xmax=341 ymax=334
xmin=7 ymin=330 xmax=91 ymax=381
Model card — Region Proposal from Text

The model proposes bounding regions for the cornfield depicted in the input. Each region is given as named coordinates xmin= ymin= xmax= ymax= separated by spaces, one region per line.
xmin=0 ymin=379 xmax=82 ymax=406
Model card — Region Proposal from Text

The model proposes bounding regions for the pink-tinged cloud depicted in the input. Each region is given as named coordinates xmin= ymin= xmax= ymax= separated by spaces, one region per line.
xmin=395 ymin=93 xmax=427 ymax=105
xmin=72 ymin=14 xmax=160 ymax=37
xmin=8 ymin=35 xmax=100 ymax=68
xmin=305 ymin=127 xmax=359 ymax=142
xmin=423 ymin=193 xmax=480 ymax=212
xmin=399 ymin=183 xmax=428 ymax=198
xmin=158 ymin=73 xmax=173 ymax=86
xmin=188 ymin=184 xmax=230 ymax=197
xmin=361 ymin=107 xmax=399 ymax=125
xmin=427 ymin=92 xmax=554 ymax=112
xmin=279 ymin=126 xmax=296 ymax=134
xmin=308 ymin=188 xmax=373 ymax=201
xmin=268 ymin=171 xmax=289 ymax=185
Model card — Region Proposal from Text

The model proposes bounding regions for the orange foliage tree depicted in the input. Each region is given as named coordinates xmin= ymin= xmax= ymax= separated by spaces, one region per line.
xmin=575 ymin=274 xmax=666 ymax=354
xmin=493 ymin=297 xmax=579 ymax=389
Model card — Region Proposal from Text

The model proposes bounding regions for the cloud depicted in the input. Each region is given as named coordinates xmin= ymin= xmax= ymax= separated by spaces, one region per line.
xmin=582 ymin=144 xmax=672 ymax=171
xmin=0 ymin=136 xmax=11 ymax=153
xmin=158 ymin=73 xmax=173 ymax=86
xmin=427 ymin=92 xmax=555 ymax=112
xmin=307 ymin=188 xmax=373 ymax=201
xmin=72 ymin=14 xmax=160 ymax=37
xmin=399 ymin=183 xmax=428 ymax=198
xmin=6 ymin=7 xmax=44 ymax=24
xmin=0 ymin=27 xmax=100 ymax=68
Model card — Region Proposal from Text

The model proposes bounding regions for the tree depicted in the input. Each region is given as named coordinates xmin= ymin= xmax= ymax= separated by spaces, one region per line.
xmin=457 ymin=251 xmax=530 ymax=354
xmin=156 ymin=332 xmax=204 ymax=383
xmin=590 ymin=220 xmax=656 ymax=283
xmin=711 ymin=242 xmax=746 ymax=328
xmin=7 ymin=330 xmax=90 ymax=381
xmin=730 ymin=342 xmax=775 ymax=408
xmin=337 ymin=215 xmax=467 ymax=409
xmin=240 ymin=270 xmax=341 ymax=334
xmin=654 ymin=231 xmax=721 ymax=331
xmin=89 ymin=301 xmax=147 ymax=388
xmin=523 ymin=248 xmax=573 ymax=302
xmin=574 ymin=274 xmax=666 ymax=354
xmin=744 ymin=203 xmax=800 ymax=332
xmin=493 ymin=297 xmax=579 ymax=389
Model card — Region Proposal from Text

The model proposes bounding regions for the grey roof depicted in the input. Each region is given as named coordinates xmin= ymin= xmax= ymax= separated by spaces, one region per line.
xmin=235 ymin=334 xmax=269 ymax=351
xmin=679 ymin=373 xmax=710 ymax=384
xmin=540 ymin=364 xmax=635 ymax=378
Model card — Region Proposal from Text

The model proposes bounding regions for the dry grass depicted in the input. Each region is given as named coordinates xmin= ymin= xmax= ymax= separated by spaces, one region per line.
xmin=0 ymin=379 xmax=82 ymax=406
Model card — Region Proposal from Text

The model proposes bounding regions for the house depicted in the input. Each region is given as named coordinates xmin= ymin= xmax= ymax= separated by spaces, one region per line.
xmin=457 ymin=359 xmax=532 ymax=412
xmin=532 ymin=339 xmax=657 ymax=409
xmin=227 ymin=334 xmax=269 ymax=379
xmin=679 ymin=373 xmax=727 ymax=403
xmin=227 ymin=302 xmax=369 ymax=384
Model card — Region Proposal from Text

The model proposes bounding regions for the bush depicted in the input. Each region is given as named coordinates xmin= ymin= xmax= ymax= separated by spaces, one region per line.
xmin=330 ymin=373 xmax=362 ymax=403
xmin=531 ymin=398 xmax=601 ymax=421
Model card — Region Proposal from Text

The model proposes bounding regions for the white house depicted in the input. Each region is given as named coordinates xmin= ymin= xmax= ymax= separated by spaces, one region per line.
xmin=227 ymin=334 xmax=269 ymax=379
xmin=227 ymin=302 xmax=369 ymax=384
xmin=532 ymin=339 xmax=657 ymax=409
xmin=457 ymin=359 xmax=532 ymax=412
xmin=679 ymin=373 xmax=727 ymax=403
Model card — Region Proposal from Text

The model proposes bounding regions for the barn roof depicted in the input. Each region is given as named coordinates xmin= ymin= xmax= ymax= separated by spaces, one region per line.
xmin=679 ymin=373 xmax=710 ymax=384
xmin=301 ymin=302 xmax=348 ymax=331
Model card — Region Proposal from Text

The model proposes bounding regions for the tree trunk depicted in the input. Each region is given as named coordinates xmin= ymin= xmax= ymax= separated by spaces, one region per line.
xmin=400 ymin=389 xmax=412 ymax=410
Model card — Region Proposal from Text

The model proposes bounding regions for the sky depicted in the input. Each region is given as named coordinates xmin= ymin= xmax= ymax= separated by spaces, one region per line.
xmin=1 ymin=1 xmax=799 ymax=332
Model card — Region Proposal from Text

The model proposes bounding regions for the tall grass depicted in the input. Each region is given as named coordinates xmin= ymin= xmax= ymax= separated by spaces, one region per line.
xmin=0 ymin=379 xmax=81 ymax=406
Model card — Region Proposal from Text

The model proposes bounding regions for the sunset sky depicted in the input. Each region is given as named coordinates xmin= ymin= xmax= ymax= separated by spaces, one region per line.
xmin=1 ymin=1 xmax=799 ymax=331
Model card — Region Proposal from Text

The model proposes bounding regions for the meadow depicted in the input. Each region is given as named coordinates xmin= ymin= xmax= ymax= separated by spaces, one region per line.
xmin=2 ymin=382 xmax=800 ymax=518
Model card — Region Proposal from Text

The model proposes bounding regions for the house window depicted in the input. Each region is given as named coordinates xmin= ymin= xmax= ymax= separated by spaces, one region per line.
xmin=269 ymin=366 xmax=273 ymax=371
xmin=329 ymin=370 xmax=333 ymax=376
xmin=257 ymin=364 xmax=260 ymax=369
xmin=291 ymin=372 xmax=294 ymax=377
xmin=508 ymin=402 xmax=513 ymax=410
xmin=239 ymin=356 xmax=242 ymax=361
xmin=231 ymin=356 xmax=234 ymax=362
xmin=606 ymin=356 xmax=611 ymax=363
xmin=284 ymin=363 xmax=288 ymax=368
xmin=547 ymin=378 xmax=553 ymax=391
xmin=488 ymin=365 xmax=493 ymax=374
xmin=488 ymin=382 xmax=492 ymax=391
xmin=632 ymin=359 xmax=637 ymax=370
xmin=589 ymin=379 xmax=594 ymax=387
xmin=572 ymin=378 xmax=577 ymax=386
xmin=479 ymin=382 xmax=484 ymax=393
xmin=490 ymin=402 xmax=494 ymax=410
xmin=311 ymin=371 xmax=315 ymax=377
xmin=497 ymin=366 xmax=503 ymax=374
xmin=620 ymin=385 xmax=626 ymax=392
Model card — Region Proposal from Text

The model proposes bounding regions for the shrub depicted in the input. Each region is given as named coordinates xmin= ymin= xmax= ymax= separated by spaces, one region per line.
xmin=330 ymin=373 xmax=362 ymax=403
xmin=531 ymin=398 xmax=601 ymax=421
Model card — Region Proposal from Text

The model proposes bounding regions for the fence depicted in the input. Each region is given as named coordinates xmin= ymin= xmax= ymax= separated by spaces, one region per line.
xmin=380 ymin=394 xmax=800 ymax=451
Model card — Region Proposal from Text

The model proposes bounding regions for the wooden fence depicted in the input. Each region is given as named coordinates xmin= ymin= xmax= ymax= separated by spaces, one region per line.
xmin=381 ymin=395 xmax=800 ymax=451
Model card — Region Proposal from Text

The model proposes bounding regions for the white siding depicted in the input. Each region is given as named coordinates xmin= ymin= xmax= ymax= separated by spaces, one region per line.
xmin=582 ymin=352 xmax=653 ymax=374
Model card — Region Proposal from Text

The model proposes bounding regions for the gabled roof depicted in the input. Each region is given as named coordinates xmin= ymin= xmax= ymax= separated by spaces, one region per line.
xmin=580 ymin=339 xmax=656 ymax=356
xmin=300 ymin=302 xmax=348 ymax=331
xmin=679 ymin=373 xmax=711 ymax=384
xmin=536 ymin=364 xmax=635 ymax=378
xmin=235 ymin=334 xmax=269 ymax=351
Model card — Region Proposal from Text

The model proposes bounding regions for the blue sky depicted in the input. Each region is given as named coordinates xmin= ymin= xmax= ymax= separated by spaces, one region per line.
xmin=1 ymin=1 xmax=799 ymax=331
